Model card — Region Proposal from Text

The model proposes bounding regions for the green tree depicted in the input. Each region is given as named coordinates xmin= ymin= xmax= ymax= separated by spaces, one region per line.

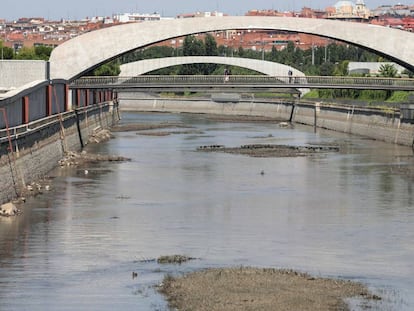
xmin=182 ymin=35 xmax=205 ymax=56
xmin=378 ymin=63 xmax=397 ymax=77
xmin=34 ymin=45 xmax=53 ymax=60
xmin=320 ymin=62 xmax=335 ymax=76
xmin=237 ymin=46 xmax=245 ymax=57
xmin=333 ymin=60 xmax=349 ymax=76
xmin=93 ymin=60 xmax=120 ymax=76
xmin=204 ymin=33 xmax=218 ymax=74
xmin=180 ymin=35 xmax=206 ymax=75
xmin=14 ymin=47 xmax=36 ymax=60
xmin=0 ymin=41 xmax=14 ymax=59
xmin=204 ymin=34 xmax=218 ymax=56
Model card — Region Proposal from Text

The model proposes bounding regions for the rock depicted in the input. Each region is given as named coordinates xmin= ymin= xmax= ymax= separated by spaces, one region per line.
xmin=0 ymin=202 xmax=20 ymax=217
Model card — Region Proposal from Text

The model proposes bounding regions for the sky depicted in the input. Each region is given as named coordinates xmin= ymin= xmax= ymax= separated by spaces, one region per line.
xmin=1 ymin=0 xmax=408 ymax=21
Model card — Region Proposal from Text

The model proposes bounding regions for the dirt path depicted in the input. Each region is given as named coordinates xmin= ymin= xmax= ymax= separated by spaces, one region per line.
xmin=159 ymin=267 xmax=380 ymax=311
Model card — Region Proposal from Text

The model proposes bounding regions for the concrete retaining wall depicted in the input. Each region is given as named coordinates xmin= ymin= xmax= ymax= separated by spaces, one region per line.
xmin=120 ymin=96 xmax=293 ymax=120
xmin=0 ymin=102 xmax=119 ymax=204
xmin=119 ymin=94 xmax=414 ymax=147
xmin=0 ymin=60 xmax=48 ymax=89
xmin=292 ymin=102 xmax=409 ymax=145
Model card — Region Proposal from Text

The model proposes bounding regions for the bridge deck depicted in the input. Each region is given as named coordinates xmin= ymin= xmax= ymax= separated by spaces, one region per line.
xmin=70 ymin=75 xmax=414 ymax=91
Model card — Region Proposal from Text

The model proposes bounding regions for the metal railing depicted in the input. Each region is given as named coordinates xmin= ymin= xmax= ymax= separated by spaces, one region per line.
xmin=70 ymin=75 xmax=414 ymax=91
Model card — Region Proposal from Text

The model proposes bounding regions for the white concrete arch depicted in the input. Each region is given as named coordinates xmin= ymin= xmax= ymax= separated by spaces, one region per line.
xmin=120 ymin=56 xmax=309 ymax=95
xmin=119 ymin=56 xmax=304 ymax=77
xmin=50 ymin=16 xmax=414 ymax=81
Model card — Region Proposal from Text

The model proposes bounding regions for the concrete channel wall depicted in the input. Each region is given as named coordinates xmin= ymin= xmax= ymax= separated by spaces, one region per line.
xmin=0 ymin=61 xmax=48 ymax=90
xmin=0 ymin=103 xmax=119 ymax=205
xmin=119 ymin=93 xmax=414 ymax=147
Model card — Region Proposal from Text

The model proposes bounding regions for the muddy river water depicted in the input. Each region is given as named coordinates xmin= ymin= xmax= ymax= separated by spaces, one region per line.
xmin=1 ymin=112 xmax=414 ymax=310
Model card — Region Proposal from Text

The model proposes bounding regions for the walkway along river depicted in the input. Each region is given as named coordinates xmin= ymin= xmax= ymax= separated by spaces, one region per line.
xmin=0 ymin=111 xmax=413 ymax=310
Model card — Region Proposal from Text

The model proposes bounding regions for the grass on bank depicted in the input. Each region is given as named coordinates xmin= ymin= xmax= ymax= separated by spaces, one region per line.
xmin=158 ymin=90 xmax=413 ymax=107
xmin=303 ymin=89 xmax=412 ymax=103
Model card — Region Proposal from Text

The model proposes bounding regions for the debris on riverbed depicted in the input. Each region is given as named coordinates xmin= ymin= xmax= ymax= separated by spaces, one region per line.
xmin=111 ymin=122 xmax=192 ymax=132
xmin=58 ymin=151 xmax=131 ymax=167
xmin=0 ymin=202 xmax=21 ymax=217
xmin=197 ymin=144 xmax=340 ymax=157
xmin=137 ymin=130 xmax=205 ymax=136
xmin=87 ymin=128 xmax=114 ymax=144
xmin=20 ymin=178 xmax=53 ymax=197
xmin=157 ymin=255 xmax=197 ymax=264
xmin=133 ymin=255 xmax=197 ymax=265
xmin=159 ymin=267 xmax=381 ymax=311
xmin=203 ymin=114 xmax=285 ymax=123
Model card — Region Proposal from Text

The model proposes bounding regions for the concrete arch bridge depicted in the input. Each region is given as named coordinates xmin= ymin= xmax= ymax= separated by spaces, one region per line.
xmin=119 ymin=56 xmax=308 ymax=95
xmin=50 ymin=16 xmax=414 ymax=81
xmin=119 ymin=56 xmax=304 ymax=77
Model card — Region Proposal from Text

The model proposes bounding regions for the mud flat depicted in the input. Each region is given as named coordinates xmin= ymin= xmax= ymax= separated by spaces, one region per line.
xmin=111 ymin=122 xmax=192 ymax=132
xmin=197 ymin=144 xmax=340 ymax=158
xmin=159 ymin=267 xmax=380 ymax=311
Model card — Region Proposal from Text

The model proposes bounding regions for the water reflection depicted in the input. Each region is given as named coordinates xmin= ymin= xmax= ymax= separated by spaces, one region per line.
xmin=0 ymin=112 xmax=414 ymax=310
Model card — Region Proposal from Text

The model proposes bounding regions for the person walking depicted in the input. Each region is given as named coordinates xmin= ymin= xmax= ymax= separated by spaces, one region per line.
xmin=224 ymin=68 xmax=229 ymax=82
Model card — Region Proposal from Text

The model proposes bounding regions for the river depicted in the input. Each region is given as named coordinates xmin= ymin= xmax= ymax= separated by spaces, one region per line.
xmin=0 ymin=111 xmax=413 ymax=310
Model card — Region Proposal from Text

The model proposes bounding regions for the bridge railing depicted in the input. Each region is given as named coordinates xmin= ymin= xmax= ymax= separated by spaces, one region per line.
xmin=71 ymin=75 xmax=291 ymax=86
xmin=70 ymin=75 xmax=414 ymax=90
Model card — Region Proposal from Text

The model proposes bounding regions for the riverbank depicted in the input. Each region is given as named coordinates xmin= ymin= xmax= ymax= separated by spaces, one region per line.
xmin=119 ymin=93 xmax=414 ymax=147
xmin=0 ymin=102 xmax=119 ymax=205
xmin=159 ymin=266 xmax=380 ymax=311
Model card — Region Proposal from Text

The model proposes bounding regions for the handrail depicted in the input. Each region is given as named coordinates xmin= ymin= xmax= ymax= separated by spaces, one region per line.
xmin=70 ymin=75 xmax=414 ymax=90
xmin=0 ymin=102 xmax=112 ymax=142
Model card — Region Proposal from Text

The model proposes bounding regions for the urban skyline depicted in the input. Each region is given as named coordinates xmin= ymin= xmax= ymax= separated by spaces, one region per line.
xmin=1 ymin=0 xmax=411 ymax=20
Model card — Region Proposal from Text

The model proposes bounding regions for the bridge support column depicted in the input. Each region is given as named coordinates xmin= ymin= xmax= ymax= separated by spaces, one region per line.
xmin=65 ymin=84 xmax=71 ymax=112
xmin=22 ymin=96 xmax=29 ymax=124
xmin=46 ymin=85 xmax=53 ymax=116
xmin=75 ymin=89 xmax=82 ymax=108
xmin=85 ymin=90 xmax=90 ymax=107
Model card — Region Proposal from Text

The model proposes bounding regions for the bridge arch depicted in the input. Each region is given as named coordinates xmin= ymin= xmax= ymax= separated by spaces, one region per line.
xmin=120 ymin=56 xmax=304 ymax=77
xmin=120 ymin=56 xmax=309 ymax=95
xmin=50 ymin=16 xmax=414 ymax=81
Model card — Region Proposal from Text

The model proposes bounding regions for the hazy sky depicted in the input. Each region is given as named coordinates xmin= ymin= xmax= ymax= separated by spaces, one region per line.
xmin=1 ymin=0 xmax=406 ymax=20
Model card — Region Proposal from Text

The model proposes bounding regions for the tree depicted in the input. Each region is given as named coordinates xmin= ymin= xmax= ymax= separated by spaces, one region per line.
xmin=204 ymin=34 xmax=218 ymax=74
xmin=320 ymin=62 xmax=335 ymax=76
xmin=204 ymin=33 xmax=218 ymax=56
xmin=180 ymin=35 xmax=206 ymax=75
xmin=182 ymin=35 xmax=205 ymax=56
xmin=14 ymin=45 xmax=54 ymax=60
xmin=14 ymin=47 xmax=36 ymax=60
xmin=34 ymin=45 xmax=53 ymax=60
xmin=93 ymin=60 xmax=120 ymax=76
xmin=378 ymin=63 xmax=397 ymax=78
xmin=237 ymin=46 xmax=245 ymax=57
xmin=333 ymin=60 xmax=349 ymax=76
xmin=0 ymin=41 xmax=14 ymax=59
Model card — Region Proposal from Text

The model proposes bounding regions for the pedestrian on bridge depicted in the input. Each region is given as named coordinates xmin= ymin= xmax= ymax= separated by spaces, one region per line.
xmin=224 ymin=68 xmax=230 ymax=82
xmin=288 ymin=69 xmax=293 ymax=83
